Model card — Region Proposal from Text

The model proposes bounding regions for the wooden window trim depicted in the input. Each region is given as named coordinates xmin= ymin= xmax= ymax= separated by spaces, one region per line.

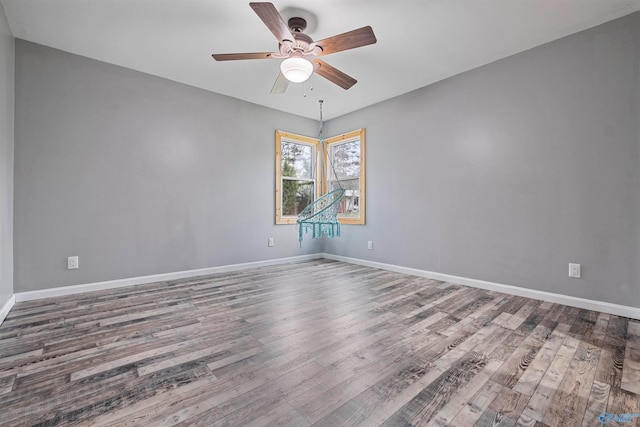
xmin=324 ymin=129 xmax=366 ymax=225
xmin=276 ymin=128 xmax=365 ymax=225
xmin=275 ymin=131 xmax=320 ymax=224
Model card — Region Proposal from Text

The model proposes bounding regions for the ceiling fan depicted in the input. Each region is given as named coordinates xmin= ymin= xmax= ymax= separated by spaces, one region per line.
xmin=212 ymin=2 xmax=377 ymax=93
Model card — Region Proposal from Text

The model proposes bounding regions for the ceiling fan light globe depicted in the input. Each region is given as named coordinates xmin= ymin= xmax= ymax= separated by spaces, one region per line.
xmin=280 ymin=57 xmax=313 ymax=83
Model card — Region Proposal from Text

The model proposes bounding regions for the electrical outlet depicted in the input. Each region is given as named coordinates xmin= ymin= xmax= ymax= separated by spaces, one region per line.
xmin=67 ymin=256 xmax=79 ymax=270
xmin=569 ymin=263 xmax=581 ymax=278
xmin=367 ymin=241 xmax=373 ymax=250
xmin=268 ymin=237 xmax=275 ymax=247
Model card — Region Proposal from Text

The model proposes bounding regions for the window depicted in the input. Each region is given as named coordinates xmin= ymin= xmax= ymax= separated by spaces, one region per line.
xmin=275 ymin=131 xmax=319 ymax=224
xmin=325 ymin=129 xmax=366 ymax=224
xmin=275 ymin=129 xmax=365 ymax=225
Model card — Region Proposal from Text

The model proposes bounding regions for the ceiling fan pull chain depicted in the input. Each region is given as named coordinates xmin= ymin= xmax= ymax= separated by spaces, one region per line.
xmin=303 ymin=74 xmax=314 ymax=98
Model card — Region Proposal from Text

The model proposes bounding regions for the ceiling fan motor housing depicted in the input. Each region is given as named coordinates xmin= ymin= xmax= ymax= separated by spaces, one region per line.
xmin=280 ymin=30 xmax=319 ymax=56
xmin=293 ymin=33 xmax=313 ymax=50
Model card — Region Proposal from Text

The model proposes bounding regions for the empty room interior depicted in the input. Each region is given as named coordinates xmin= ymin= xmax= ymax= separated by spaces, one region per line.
xmin=1 ymin=0 xmax=640 ymax=425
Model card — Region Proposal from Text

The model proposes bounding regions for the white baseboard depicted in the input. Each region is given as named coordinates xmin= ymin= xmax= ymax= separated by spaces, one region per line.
xmin=322 ymin=253 xmax=640 ymax=320
xmin=0 ymin=294 xmax=16 ymax=326
xmin=14 ymin=254 xmax=322 ymax=302
xmin=11 ymin=252 xmax=640 ymax=320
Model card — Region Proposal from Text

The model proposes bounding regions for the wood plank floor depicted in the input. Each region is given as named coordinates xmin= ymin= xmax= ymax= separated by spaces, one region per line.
xmin=0 ymin=259 xmax=639 ymax=426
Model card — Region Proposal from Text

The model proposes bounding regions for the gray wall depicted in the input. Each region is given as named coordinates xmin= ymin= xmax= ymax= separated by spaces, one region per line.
xmin=324 ymin=12 xmax=640 ymax=308
xmin=0 ymin=2 xmax=14 ymax=307
xmin=13 ymin=13 xmax=640 ymax=309
xmin=14 ymin=41 xmax=320 ymax=292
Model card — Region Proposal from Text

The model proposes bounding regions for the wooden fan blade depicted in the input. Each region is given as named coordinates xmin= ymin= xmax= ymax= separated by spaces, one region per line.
xmin=212 ymin=52 xmax=275 ymax=61
xmin=312 ymin=59 xmax=357 ymax=90
xmin=250 ymin=2 xmax=294 ymax=43
xmin=271 ymin=71 xmax=289 ymax=94
xmin=314 ymin=26 xmax=377 ymax=56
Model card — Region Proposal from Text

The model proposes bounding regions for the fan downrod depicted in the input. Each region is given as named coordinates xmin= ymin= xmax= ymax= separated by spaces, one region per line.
xmin=288 ymin=17 xmax=307 ymax=33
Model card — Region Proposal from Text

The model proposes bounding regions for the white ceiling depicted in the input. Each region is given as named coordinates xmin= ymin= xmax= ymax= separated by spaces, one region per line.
xmin=2 ymin=0 xmax=640 ymax=120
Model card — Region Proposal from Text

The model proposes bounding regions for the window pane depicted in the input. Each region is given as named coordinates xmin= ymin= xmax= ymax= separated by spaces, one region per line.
xmin=329 ymin=178 xmax=360 ymax=218
xmin=282 ymin=180 xmax=314 ymax=216
xmin=330 ymin=140 xmax=360 ymax=179
xmin=281 ymin=142 xmax=313 ymax=179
